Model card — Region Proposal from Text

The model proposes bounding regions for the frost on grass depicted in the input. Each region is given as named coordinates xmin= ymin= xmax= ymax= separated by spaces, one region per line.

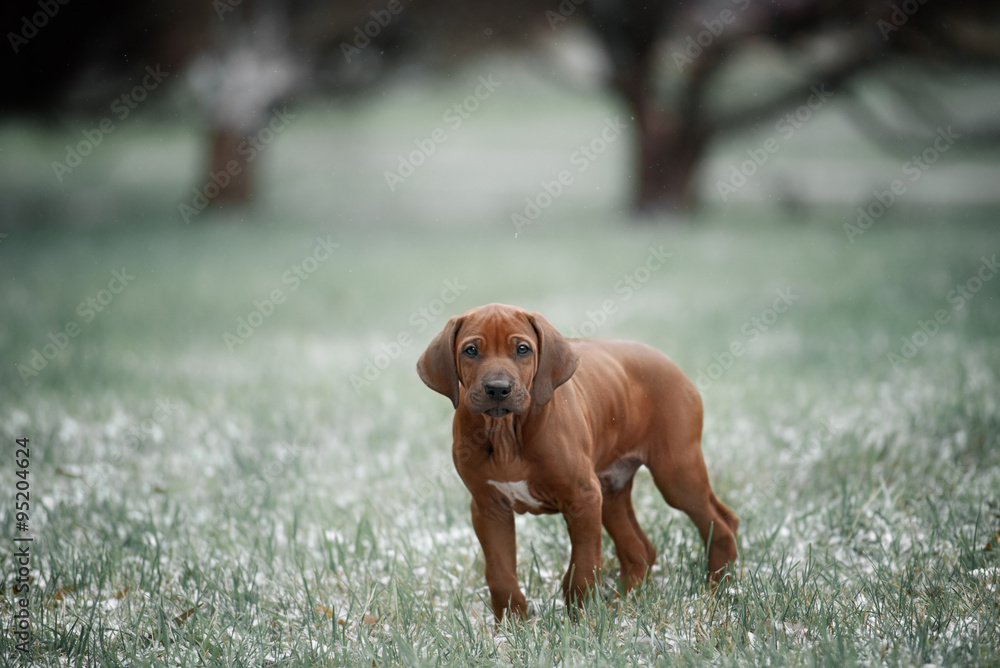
xmin=6 ymin=352 xmax=998 ymax=664
xmin=3 ymin=249 xmax=999 ymax=664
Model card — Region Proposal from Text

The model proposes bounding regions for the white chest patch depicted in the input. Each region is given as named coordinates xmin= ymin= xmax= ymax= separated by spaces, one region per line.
xmin=488 ymin=480 xmax=542 ymax=509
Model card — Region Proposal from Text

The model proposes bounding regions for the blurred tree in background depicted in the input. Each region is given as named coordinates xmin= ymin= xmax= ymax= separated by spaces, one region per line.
xmin=4 ymin=0 xmax=1000 ymax=214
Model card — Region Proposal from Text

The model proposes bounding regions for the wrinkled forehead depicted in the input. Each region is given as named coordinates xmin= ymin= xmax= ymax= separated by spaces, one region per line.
xmin=458 ymin=305 xmax=537 ymax=349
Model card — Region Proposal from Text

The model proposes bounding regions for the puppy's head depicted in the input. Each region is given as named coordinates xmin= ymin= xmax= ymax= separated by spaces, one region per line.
xmin=417 ymin=304 xmax=579 ymax=417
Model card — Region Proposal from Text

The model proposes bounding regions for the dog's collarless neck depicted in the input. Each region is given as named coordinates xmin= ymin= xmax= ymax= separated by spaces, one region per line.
xmin=481 ymin=414 xmax=522 ymax=464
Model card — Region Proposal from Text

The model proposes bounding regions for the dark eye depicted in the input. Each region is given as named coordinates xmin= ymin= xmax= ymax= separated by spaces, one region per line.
xmin=516 ymin=343 xmax=532 ymax=356
xmin=463 ymin=345 xmax=479 ymax=358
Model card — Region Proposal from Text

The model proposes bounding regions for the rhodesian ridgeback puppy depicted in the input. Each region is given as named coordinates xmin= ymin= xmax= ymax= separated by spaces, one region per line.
xmin=417 ymin=304 xmax=738 ymax=621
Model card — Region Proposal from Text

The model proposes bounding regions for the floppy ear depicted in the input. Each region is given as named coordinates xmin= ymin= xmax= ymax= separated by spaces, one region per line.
xmin=417 ymin=315 xmax=464 ymax=408
xmin=527 ymin=312 xmax=579 ymax=405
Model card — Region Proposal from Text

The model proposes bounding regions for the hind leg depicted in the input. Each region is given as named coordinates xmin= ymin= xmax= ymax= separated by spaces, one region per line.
xmin=601 ymin=477 xmax=656 ymax=592
xmin=646 ymin=445 xmax=738 ymax=579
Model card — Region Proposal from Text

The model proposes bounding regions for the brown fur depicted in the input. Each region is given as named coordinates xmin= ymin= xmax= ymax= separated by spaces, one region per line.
xmin=417 ymin=303 xmax=738 ymax=621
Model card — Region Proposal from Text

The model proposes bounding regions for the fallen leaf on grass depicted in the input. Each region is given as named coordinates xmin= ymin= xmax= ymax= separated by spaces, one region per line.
xmin=173 ymin=604 xmax=203 ymax=626
xmin=53 ymin=585 xmax=75 ymax=601
xmin=145 ymin=603 xmax=206 ymax=645
xmin=984 ymin=530 xmax=1000 ymax=551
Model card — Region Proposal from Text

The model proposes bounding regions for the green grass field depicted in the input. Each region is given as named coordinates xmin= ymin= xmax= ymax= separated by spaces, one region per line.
xmin=1 ymin=64 xmax=999 ymax=666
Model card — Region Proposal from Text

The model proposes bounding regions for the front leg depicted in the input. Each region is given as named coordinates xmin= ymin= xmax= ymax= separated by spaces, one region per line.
xmin=561 ymin=481 xmax=604 ymax=609
xmin=470 ymin=497 xmax=527 ymax=622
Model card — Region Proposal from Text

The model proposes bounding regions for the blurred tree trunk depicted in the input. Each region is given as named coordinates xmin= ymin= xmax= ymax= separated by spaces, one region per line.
xmin=588 ymin=0 xmax=1000 ymax=215
xmin=612 ymin=62 xmax=710 ymax=212
xmin=186 ymin=4 xmax=297 ymax=216
xmin=207 ymin=126 xmax=253 ymax=204
xmin=589 ymin=0 xmax=709 ymax=213
xmin=633 ymin=114 xmax=708 ymax=214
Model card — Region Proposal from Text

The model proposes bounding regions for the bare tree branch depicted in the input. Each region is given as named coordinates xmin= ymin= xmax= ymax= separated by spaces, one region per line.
xmin=707 ymin=47 xmax=879 ymax=135
xmin=839 ymin=91 xmax=932 ymax=155
xmin=841 ymin=69 xmax=1000 ymax=158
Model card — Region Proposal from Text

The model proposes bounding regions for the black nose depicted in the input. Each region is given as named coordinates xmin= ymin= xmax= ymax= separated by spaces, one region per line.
xmin=484 ymin=379 xmax=512 ymax=400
